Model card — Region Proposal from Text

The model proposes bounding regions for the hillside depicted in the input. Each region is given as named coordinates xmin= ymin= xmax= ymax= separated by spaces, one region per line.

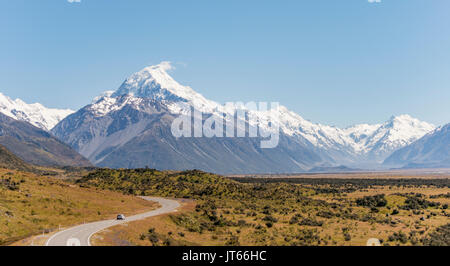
xmin=0 ymin=168 xmax=158 ymax=245
xmin=0 ymin=113 xmax=92 ymax=167
xmin=77 ymin=169 xmax=243 ymax=198
xmin=0 ymin=145 xmax=34 ymax=172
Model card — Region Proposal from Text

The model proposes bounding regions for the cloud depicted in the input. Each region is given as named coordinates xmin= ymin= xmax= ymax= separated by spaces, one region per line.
xmin=368 ymin=0 xmax=381 ymax=3
xmin=158 ymin=61 xmax=174 ymax=71
xmin=67 ymin=0 xmax=81 ymax=3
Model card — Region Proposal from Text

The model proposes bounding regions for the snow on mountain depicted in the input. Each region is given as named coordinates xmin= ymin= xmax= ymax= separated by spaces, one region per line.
xmin=0 ymin=92 xmax=74 ymax=131
xmin=265 ymin=110 xmax=434 ymax=163
xmin=88 ymin=62 xmax=435 ymax=164
xmin=112 ymin=61 xmax=218 ymax=113
xmin=361 ymin=115 xmax=435 ymax=157
xmin=384 ymin=123 xmax=450 ymax=168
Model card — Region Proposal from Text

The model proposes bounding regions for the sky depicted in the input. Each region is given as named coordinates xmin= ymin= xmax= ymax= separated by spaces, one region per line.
xmin=0 ymin=0 xmax=449 ymax=128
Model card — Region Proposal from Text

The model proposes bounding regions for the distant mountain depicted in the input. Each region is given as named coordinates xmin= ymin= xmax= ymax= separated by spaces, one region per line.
xmin=346 ymin=115 xmax=435 ymax=163
xmin=280 ymin=112 xmax=434 ymax=166
xmin=0 ymin=113 xmax=92 ymax=167
xmin=52 ymin=96 xmax=323 ymax=174
xmin=384 ymin=124 xmax=450 ymax=169
xmin=308 ymin=165 xmax=360 ymax=173
xmin=0 ymin=144 xmax=33 ymax=171
xmin=0 ymin=92 xmax=73 ymax=131
xmin=52 ymin=62 xmax=435 ymax=173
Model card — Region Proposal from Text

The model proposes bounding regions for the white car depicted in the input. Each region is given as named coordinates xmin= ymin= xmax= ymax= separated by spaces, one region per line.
xmin=116 ymin=214 xmax=126 ymax=220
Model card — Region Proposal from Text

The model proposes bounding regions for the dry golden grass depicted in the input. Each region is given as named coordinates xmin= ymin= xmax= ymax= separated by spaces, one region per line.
xmin=91 ymin=199 xmax=218 ymax=246
xmin=0 ymin=168 xmax=158 ymax=245
xmin=92 ymin=184 xmax=449 ymax=246
xmin=308 ymin=186 xmax=449 ymax=245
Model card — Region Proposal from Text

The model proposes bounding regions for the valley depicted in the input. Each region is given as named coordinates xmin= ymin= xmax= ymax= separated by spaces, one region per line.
xmin=0 ymin=63 xmax=449 ymax=247
xmin=80 ymin=169 xmax=450 ymax=246
xmin=1 ymin=63 xmax=448 ymax=174
xmin=1 ymin=146 xmax=448 ymax=246
xmin=2 ymin=0 xmax=449 ymax=253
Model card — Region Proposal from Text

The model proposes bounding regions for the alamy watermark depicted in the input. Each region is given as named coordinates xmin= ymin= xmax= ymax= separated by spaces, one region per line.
xmin=170 ymin=102 xmax=280 ymax=149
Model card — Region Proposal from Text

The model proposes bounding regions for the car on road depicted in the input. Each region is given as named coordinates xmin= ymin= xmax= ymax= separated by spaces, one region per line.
xmin=116 ymin=214 xmax=126 ymax=220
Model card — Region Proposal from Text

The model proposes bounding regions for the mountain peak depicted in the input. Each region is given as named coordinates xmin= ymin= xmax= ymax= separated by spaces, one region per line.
xmin=390 ymin=114 xmax=412 ymax=121
xmin=389 ymin=114 xmax=417 ymax=124
xmin=358 ymin=114 xmax=436 ymax=158
xmin=386 ymin=114 xmax=434 ymax=130
xmin=104 ymin=62 xmax=218 ymax=114
xmin=112 ymin=62 xmax=193 ymax=101
xmin=0 ymin=92 xmax=74 ymax=131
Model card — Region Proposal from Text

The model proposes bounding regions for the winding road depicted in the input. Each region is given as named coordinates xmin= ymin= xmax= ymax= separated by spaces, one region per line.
xmin=45 ymin=197 xmax=180 ymax=246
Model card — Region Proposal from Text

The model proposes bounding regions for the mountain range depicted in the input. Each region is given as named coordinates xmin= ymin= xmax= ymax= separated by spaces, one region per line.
xmin=50 ymin=62 xmax=438 ymax=173
xmin=384 ymin=124 xmax=450 ymax=169
xmin=0 ymin=92 xmax=73 ymax=131
xmin=1 ymin=62 xmax=447 ymax=173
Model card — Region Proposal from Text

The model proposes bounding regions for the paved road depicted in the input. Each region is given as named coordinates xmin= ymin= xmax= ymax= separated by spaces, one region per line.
xmin=45 ymin=197 xmax=180 ymax=246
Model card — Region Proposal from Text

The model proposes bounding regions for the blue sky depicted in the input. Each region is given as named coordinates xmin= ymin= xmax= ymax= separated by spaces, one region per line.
xmin=0 ymin=0 xmax=449 ymax=127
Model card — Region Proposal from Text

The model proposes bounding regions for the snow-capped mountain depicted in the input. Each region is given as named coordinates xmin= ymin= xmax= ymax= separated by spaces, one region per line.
xmin=90 ymin=62 xmax=435 ymax=161
xmin=353 ymin=115 xmax=435 ymax=161
xmin=52 ymin=62 xmax=436 ymax=173
xmin=112 ymin=62 xmax=217 ymax=112
xmin=384 ymin=123 xmax=450 ymax=168
xmin=53 ymin=94 xmax=323 ymax=173
xmin=0 ymin=92 xmax=74 ymax=131
xmin=88 ymin=62 xmax=434 ymax=152
xmin=257 ymin=109 xmax=434 ymax=165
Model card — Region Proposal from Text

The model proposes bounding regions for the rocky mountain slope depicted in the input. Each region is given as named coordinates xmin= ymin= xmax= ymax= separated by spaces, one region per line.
xmin=0 ymin=113 xmax=91 ymax=167
xmin=384 ymin=123 xmax=450 ymax=168
xmin=52 ymin=62 xmax=435 ymax=173
xmin=0 ymin=144 xmax=34 ymax=172
xmin=52 ymin=96 xmax=323 ymax=173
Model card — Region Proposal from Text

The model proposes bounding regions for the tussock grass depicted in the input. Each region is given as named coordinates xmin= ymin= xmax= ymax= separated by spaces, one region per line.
xmin=0 ymin=168 xmax=158 ymax=245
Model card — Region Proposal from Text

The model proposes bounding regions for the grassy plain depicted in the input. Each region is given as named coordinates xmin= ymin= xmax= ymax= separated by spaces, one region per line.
xmin=81 ymin=169 xmax=450 ymax=246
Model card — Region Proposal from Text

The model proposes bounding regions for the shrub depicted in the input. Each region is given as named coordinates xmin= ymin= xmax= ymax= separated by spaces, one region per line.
xmin=400 ymin=195 xmax=440 ymax=210
xmin=391 ymin=209 xmax=399 ymax=215
xmin=298 ymin=218 xmax=323 ymax=227
xmin=262 ymin=215 xmax=278 ymax=223
xmin=237 ymin=220 xmax=247 ymax=226
xmin=421 ymin=223 xmax=450 ymax=246
xmin=148 ymin=234 xmax=159 ymax=245
xmin=289 ymin=214 xmax=302 ymax=224
xmin=388 ymin=232 xmax=408 ymax=244
xmin=225 ymin=235 xmax=240 ymax=246
xmin=344 ymin=233 xmax=351 ymax=241
xmin=317 ymin=211 xmax=334 ymax=219
xmin=356 ymin=194 xmax=387 ymax=208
